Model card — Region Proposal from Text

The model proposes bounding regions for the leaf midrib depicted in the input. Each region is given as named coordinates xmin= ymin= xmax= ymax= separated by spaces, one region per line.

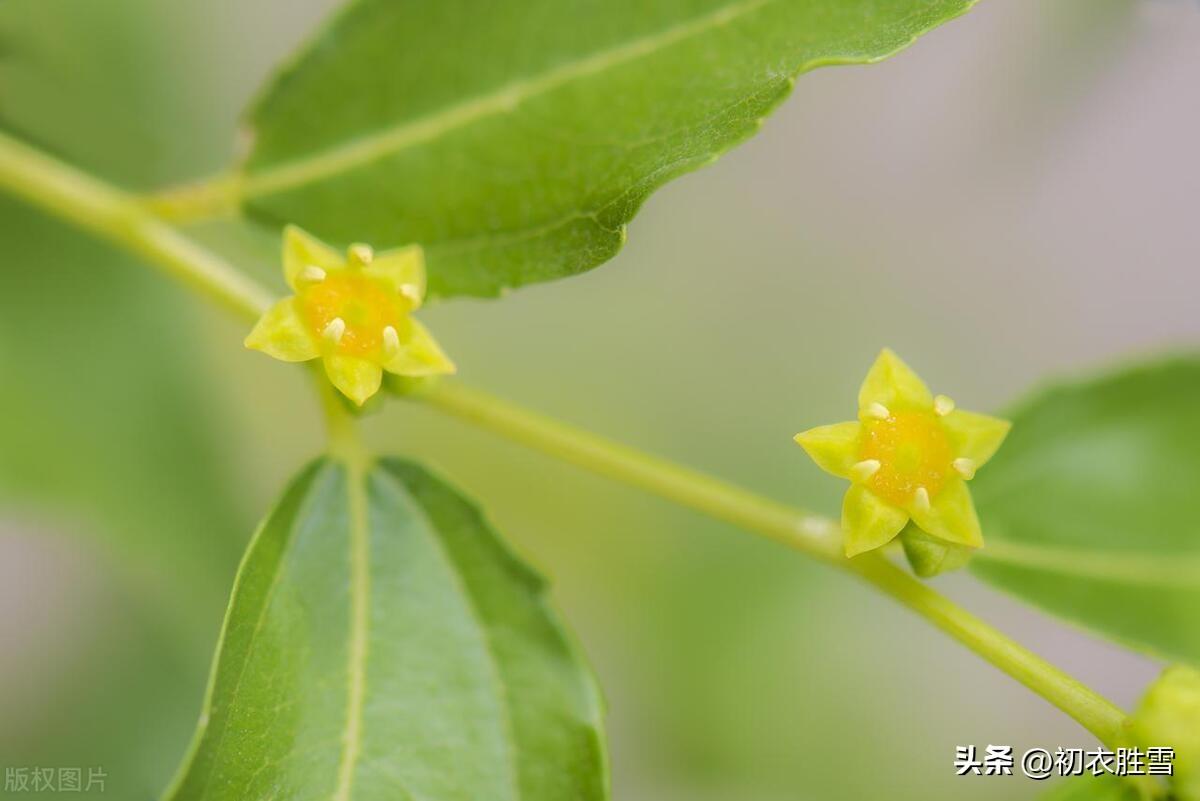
xmin=243 ymin=0 xmax=774 ymax=198
xmin=332 ymin=461 xmax=372 ymax=801
xmin=376 ymin=467 xmax=523 ymax=801
xmin=975 ymin=538 xmax=1200 ymax=587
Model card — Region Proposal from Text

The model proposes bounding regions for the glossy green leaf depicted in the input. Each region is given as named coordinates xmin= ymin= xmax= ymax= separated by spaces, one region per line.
xmin=1038 ymin=774 xmax=1138 ymax=801
xmin=166 ymin=457 xmax=607 ymax=801
xmin=970 ymin=357 xmax=1200 ymax=665
xmin=237 ymin=0 xmax=976 ymax=298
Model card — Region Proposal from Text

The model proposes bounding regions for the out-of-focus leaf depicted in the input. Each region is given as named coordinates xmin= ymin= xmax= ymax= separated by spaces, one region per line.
xmin=0 ymin=3 xmax=253 ymax=791
xmin=0 ymin=197 xmax=248 ymax=799
xmin=970 ymin=357 xmax=1200 ymax=665
xmin=0 ymin=0 xmax=202 ymax=185
xmin=235 ymin=0 xmax=977 ymax=298
xmin=166 ymin=457 xmax=608 ymax=800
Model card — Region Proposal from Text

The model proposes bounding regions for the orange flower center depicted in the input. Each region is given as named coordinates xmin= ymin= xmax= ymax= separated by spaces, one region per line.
xmin=300 ymin=272 xmax=404 ymax=358
xmin=858 ymin=410 xmax=952 ymax=506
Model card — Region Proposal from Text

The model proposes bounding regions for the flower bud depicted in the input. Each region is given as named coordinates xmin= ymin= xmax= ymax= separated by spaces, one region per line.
xmin=1129 ymin=665 xmax=1200 ymax=801
xmin=899 ymin=522 xmax=973 ymax=578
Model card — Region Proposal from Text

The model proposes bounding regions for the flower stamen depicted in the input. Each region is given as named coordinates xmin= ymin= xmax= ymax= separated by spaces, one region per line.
xmin=851 ymin=459 xmax=882 ymax=482
xmin=322 ymin=317 xmax=346 ymax=345
xmin=913 ymin=486 xmax=931 ymax=512
xmin=300 ymin=265 xmax=326 ymax=284
xmin=952 ymin=457 xmax=976 ymax=479
xmin=382 ymin=325 xmax=400 ymax=357
xmin=399 ymin=283 xmax=421 ymax=304
xmin=934 ymin=394 xmax=956 ymax=416
xmin=865 ymin=402 xmax=890 ymax=420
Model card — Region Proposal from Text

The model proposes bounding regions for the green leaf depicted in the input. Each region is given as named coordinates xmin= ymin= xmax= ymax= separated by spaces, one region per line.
xmin=237 ymin=0 xmax=976 ymax=298
xmin=970 ymin=357 xmax=1200 ymax=666
xmin=1037 ymin=774 xmax=1138 ymax=801
xmin=166 ymin=457 xmax=608 ymax=801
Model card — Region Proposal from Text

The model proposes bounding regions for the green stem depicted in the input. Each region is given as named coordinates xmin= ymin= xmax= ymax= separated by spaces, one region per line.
xmin=417 ymin=380 xmax=1130 ymax=747
xmin=318 ymin=370 xmax=371 ymax=471
xmin=848 ymin=557 xmax=1128 ymax=747
xmin=0 ymin=130 xmax=268 ymax=321
xmin=414 ymin=382 xmax=844 ymax=562
xmin=144 ymin=171 xmax=242 ymax=223
xmin=0 ymin=129 xmax=1131 ymax=749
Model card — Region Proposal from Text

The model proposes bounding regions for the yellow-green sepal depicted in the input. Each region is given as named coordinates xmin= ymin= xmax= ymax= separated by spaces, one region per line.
xmin=842 ymin=485 xmax=908 ymax=557
xmin=283 ymin=224 xmax=344 ymax=291
xmin=365 ymin=244 xmax=426 ymax=307
xmin=857 ymin=348 xmax=933 ymax=412
xmin=793 ymin=421 xmax=861 ymax=479
xmin=907 ymin=477 xmax=983 ymax=548
xmin=383 ymin=319 xmax=456 ymax=377
xmin=941 ymin=409 xmax=1011 ymax=467
xmin=244 ymin=298 xmax=319 ymax=362
xmin=325 ymin=354 xmax=383 ymax=407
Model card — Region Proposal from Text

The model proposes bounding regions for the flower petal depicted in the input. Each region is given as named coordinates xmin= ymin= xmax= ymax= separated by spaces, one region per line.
xmin=283 ymin=225 xmax=343 ymax=291
xmin=841 ymin=485 xmax=909 ymax=557
xmin=940 ymin=409 xmax=1011 ymax=468
xmin=244 ymin=298 xmax=318 ymax=362
xmin=364 ymin=244 xmax=426 ymax=308
xmin=382 ymin=319 xmax=456 ymax=377
xmin=857 ymin=348 xmax=933 ymax=413
xmin=324 ymin=354 xmax=382 ymax=406
xmin=793 ymin=421 xmax=862 ymax=479
xmin=908 ymin=477 xmax=983 ymax=548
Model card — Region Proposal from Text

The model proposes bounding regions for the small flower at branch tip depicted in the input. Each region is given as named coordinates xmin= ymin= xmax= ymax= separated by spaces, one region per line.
xmin=244 ymin=225 xmax=456 ymax=406
xmin=793 ymin=348 xmax=1011 ymax=561
xmin=1130 ymin=665 xmax=1200 ymax=801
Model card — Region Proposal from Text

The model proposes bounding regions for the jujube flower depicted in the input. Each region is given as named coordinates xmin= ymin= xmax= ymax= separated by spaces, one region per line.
xmin=794 ymin=349 xmax=1010 ymax=558
xmin=245 ymin=226 xmax=455 ymax=405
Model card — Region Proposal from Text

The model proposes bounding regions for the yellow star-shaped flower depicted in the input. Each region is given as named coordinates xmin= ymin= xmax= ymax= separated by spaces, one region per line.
xmin=245 ymin=226 xmax=455 ymax=405
xmin=794 ymin=349 xmax=1010 ymax=558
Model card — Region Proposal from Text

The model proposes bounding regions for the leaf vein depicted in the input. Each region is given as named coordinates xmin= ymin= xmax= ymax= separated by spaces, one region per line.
xmin=976 ymin=539 xmax=1200 ymax=587
xmin=376 ymin=469 xmax=523 ymax=801
xmin=243 ymin=0 xmax=775 ymax=198
xmin=332 ymin=463 xmax=372 ymax=801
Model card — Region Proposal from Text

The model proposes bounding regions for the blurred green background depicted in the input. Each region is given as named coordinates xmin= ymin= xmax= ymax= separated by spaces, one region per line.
xmin=1 ymin=0 xmax=1198 ymax=799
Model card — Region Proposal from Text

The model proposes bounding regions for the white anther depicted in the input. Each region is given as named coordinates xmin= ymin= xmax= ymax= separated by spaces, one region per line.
xmin=382 ymin=325 xmax=400 ymax=356
xmin=850 ymin=459 xmax=881 ymax=482
xmin=322 ymin=317 xmax=346 ymax=344
xmin=299 ymin=265 xmax=326 ymax=284
xmin=349 ymin=244 xmax=374 ymax=265
xmin=934 ymin=394 xmax=956 ymax=417
xmin=865 ymin=402 xmax=890 ymax=420
xmin=953 ymin=457 xmax=976 ymax=480
xmin=398 ymin=283 xmax=421 ymax=303
xmin=913 ymin=486 xmax=931 ymax=512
